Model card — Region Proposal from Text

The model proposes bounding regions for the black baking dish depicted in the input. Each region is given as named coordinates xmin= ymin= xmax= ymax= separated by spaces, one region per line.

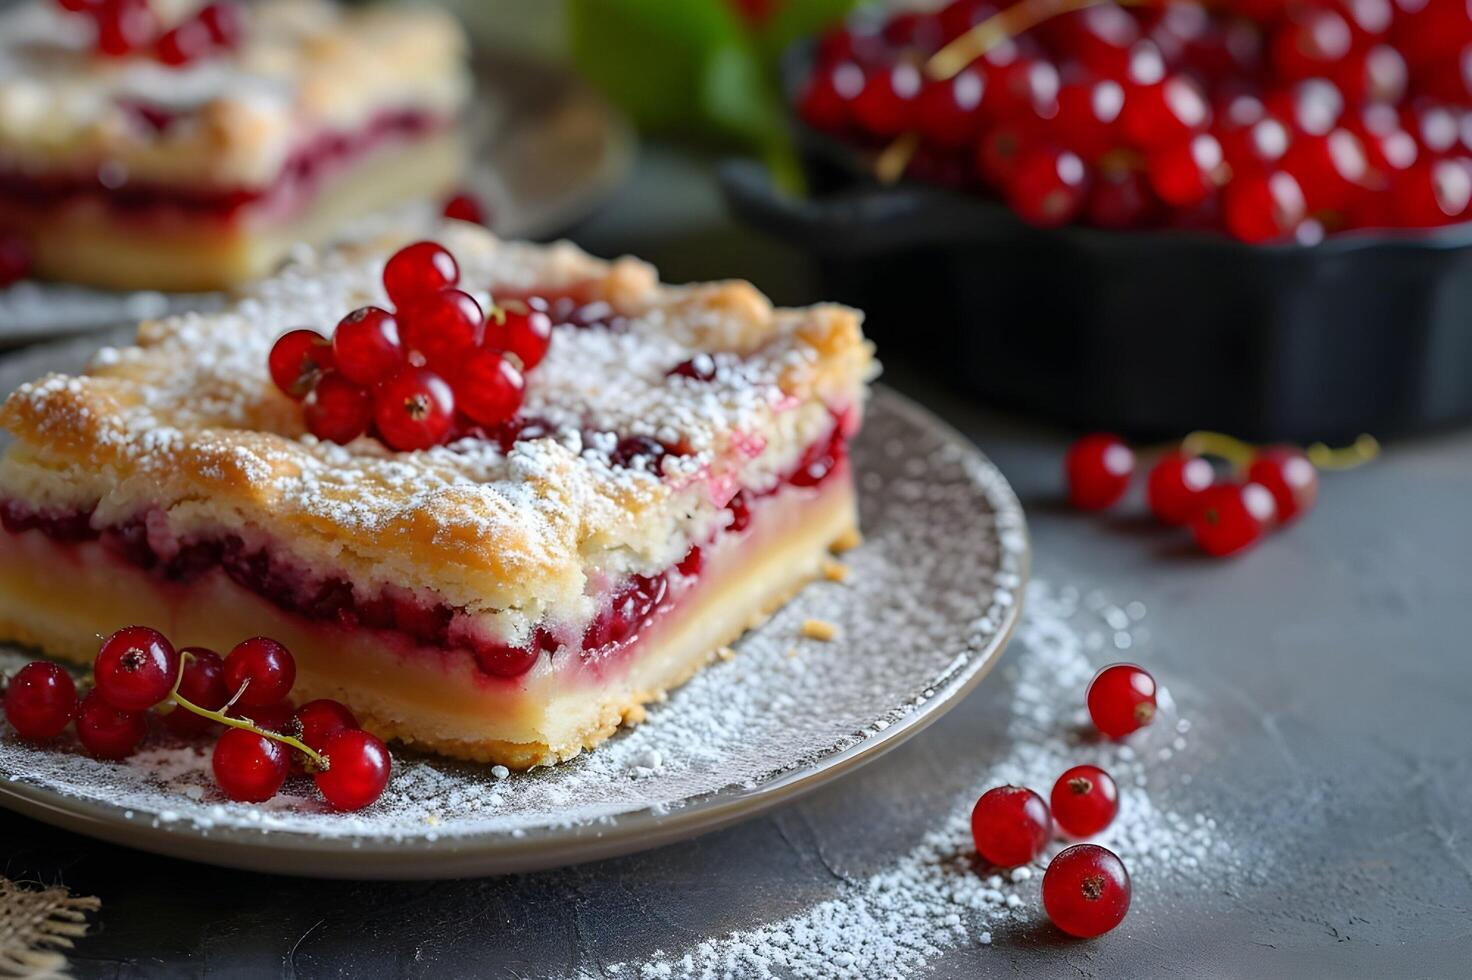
xmin=719 ymin=50 xmax=1472 ymax=443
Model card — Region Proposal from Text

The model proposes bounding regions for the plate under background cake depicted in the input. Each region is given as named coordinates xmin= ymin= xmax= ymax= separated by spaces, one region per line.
xmin=0 ymin=0 xmax=469 ymax=291
xmin=0 ymin=223 xmax=877 ymax=768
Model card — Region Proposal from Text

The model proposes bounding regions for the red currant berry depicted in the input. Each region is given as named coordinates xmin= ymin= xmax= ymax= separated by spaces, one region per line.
xmin=163 ymin=647 xmax=227 ymax=736
xmin=398 ymin=288 xmax=485 ymax=371
xmin=1054 ymin=79 xmax=1126 ymax=162
xmin=198 ymin=3 xmax=242 ymax=48
xmin=1222 ymin=170 xmax=1306 ymax=243
xmin=975 ymin=125 xmax=1032 ymax=188
xmin=4 ymin=662 xmax=76 ymax=741
xmin=970 ymin=785 xmax=1052 ymax=867
xmin=295 ymin=699 xmax=359 ymax=753
xmin=154 ymin=17 xmax=212 ymax=67
xmin=94 ymin=625 xmax=179 ymax=712
xmin=1191 ymin=482 xmax=1276 ymax=556
xmin=1147 ymin=132 xmax=1226 ymax=207
xmin=1270 ymin=7 xmax=1354 ymax=81
xmin=1043 ymin=844 xmax=1131 ymax=938
xmin=382 ymin=241 xmax=459 ymax=309
xmin=1218 ymin=115 xmax=1291 ymax=173
xmin=453 ymin=349 xmax=526 ymax=427
xmin=1269 ymin=78 xmax=1343 ymax=138
xmin=799 ymin=60 xmax=864 ymax=132
xmin=315 ymin=728 xmax=392 ymax=811
xmin=373 ymin=367 xmax=457 ymax=451
xmin=483 ymin=304 xmax=552 ymax=371
xmin=304 ymin=372 xmax=372 ymax=445
xmin=332 ymin=306 xmax=403 ymax=385
xmin=76 ymin=690 xmax=147 ymax=760
xmin=0 ymin=235 xmax=32 ymax=288
xmin=1283 ymin=128 xmax=1370 ymax=213
xmin=1121 ymin=74 xmax=1210 ymax=152
xmin=1065 ymin=433 xmax=1134 ymax=511
xmin=223 ymin=637 xmax=296 ymax=707
xmin=268 ymin=328 xmax=334 ymax=399
xmin=232 ymin=699 xmax=296 ymax=734
xmin=1334 ymin=44 xmax=1408 ymax=104
xmin=1084 ymin=167 xmax=1157 ymax=229
xmin=442 ymin=191 xmax=489 ymax=226
xmin=1347 ymin=104 xmax=1418 ymax=176
xmin=916 ymin=70 xmax=986 ymax=148
xmin=1050 ymin=765 xmax=1120 ymax=838
xmin=1007 ymin=146 xmax=1089 ymax=228
xmin=1087 ymin=663 xmax=1157 ymax=739
xmin=95 ymin=0 xmax=159 ymax=57
xmin=851 ymin=61 xmax=923 ymax=138
xmin=1390 ymin=157 xmax=1472 ymax=226
xmin=668 ymin=353 xmax=717 ymax=382
xmin=1146 ymin=450 xmax=1214 ymax=525
xmin=212 ymin=728 xmax=289 ymax=803
xmin=1247 ymin=447 xmax=1318 ymax=525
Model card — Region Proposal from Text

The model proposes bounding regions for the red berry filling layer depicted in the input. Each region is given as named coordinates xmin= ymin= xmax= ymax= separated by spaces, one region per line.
xmin=0 ymin=424 xmax=849 ymax=680
xmin=0 ymin=108 xmax=443 ymax=227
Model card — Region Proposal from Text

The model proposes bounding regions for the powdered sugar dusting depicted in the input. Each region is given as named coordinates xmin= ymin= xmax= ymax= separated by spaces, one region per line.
xmin=0 ymin=391 xmax=1024 ymax=869
xmin=582 ymin=582 xmax=1241 ymax=980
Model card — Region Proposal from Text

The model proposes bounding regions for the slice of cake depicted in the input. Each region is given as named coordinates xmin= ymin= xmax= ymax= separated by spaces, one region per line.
xmin=0 ymin=0 xmax=469 ymax=291
xmin=0 ymin=223 xmax=877 ymax=767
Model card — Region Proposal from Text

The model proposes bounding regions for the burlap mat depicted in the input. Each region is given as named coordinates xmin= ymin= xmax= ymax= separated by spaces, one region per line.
xmin=0 ymin=878 xmax=98 ymax=979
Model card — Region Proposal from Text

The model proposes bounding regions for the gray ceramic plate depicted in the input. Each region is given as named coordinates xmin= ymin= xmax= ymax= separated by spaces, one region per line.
xmin=0 ymin=338 xmax=1027 ymax=879
xmin=0 ymin=50 xmax=635 ymax=348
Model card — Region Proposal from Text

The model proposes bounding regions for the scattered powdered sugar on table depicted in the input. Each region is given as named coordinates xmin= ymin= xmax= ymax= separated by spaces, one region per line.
xmin=585 ymin=583 xmax=1242 ymax=980
xmin=0 ymin=393 xmax=1026 ymax=849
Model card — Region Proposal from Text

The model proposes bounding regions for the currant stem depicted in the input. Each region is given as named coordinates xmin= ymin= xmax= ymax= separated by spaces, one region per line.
xmin=876 ymin=131 xmax=921 ymax=184
xmin=1180 ymin=430 xmax=1256 ymax=469
xmin=927 ymin=0 xmax=1155 ymax=81
xmin=1306 ymin=433 xmax=1380 ymax=470
xmin=166 ymin=653 xmax=327 ymax=770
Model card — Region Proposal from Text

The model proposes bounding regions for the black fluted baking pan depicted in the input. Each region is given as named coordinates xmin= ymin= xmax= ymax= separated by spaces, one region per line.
xmin=719 ymin=145 xmax=1472 ymax=443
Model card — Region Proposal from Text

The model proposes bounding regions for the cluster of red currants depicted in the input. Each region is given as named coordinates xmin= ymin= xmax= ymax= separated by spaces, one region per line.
xmin=799 ymin=0 xmax=1472 ymax=240
xmin=970 ymin=662 xmax=1156 ymax=938
xmin=2 ymin=628 xmax=391 ymax=811
xmin=1066 ymin=431 xmax=1321 ymax=556
xmin=268 ymin=240 xmax=551 ymax=451
xmin=54 ymin=0 xmax=241 ymax=65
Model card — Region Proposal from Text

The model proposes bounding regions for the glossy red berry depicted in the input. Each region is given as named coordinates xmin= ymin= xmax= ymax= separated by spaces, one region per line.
xmin=1054 ymin=79 xmax=1126 ymax=161
xmin=76 ymin=690 xmax=147 ymax=760
xmin=1147 ymin=132 xmax=1226 ymax=207
xmin=154 ymin=17 xmax=212 ymax=66
xmin=268 ymin=328 xmax=335 ymax=399
xmin=303 ymin=372 xmax=372 ymax=445
xmin=373 ymin=367 xmax=456 ymax=450
xmin=212 ymin=728 xmax=290 ymax=803
xmin=442 ymin=191 xmax=489 ymax=226
xmin=1043 ymin=844 xmax=1132 ymax=938
xmin=453 ymin=350 xmax=526 ymax=427
xmin=1271 ymin=7 xmax=1354 ymax=81
xmin=971 ymin=785 xmax=1052 ymax=867
xmin=4 ymin=662 xmax=76 ymax=741
xmin=1284 ymin=127 xmax=1371 ymax=213
xmin=975 ymin=125 xmax=1032 ymax=188
xmin=484 ymin=304 xmax=552 ymax=371
xmin=1247 ymin=447 xmax=1318 ymax=524
xmin=851 ymin=61 xmax=923 ymax=138
xmin=1390 ymin=157 xmax=1472 ymax=226
xmin=1084 ymin=167 xmax=1157 ymax=228
xmin=1050 ymin=765 xmax=1120 ymax=837
xmin=295 ymin=699 xmax=359 ymax=753
xmin=1192 ymin=482 xmax=1276 ymax=556
xmin=916 ymin=70 xmax=986 ymax=148
xmin=668 ymin=353 xmax=718 ymax=382
xmin=315 ymin=728 xmax=392 ymax=811
xmin=95 ymin=0 xmax=159 ymax=57
xmin=1146 ymin=450 xmax=1214 ymax=525
xmin=197 ymin=3 xmax=242 ymax=49
xmin=223 ymin=637 xmax=296 ymax=707
xmin=163 ymin=647 xmax=227 ymax=736
xmin=1007 ymin=146 xmax=1089 ymax=227
xmin=94 ymin=626 xmax=179 ymax=712
xmin=332 ymin=306 xmax=403 ymax=385
xmin=1065 ymin=433 xmax=1135 ymax=510
xmin=232 ymin=699 xmax=295 ymax=734
xmin=382 ymin=241 xmax=459 ymax=309
xmin=398 ymin=288 xmax=484 ymax=371
xmin=1121 ymin=75 xmax=1211 ymax=151
xmin=1223 ymin=170 xmax=1306 ymax=243
xmin=799 ymin=60 xmax=864 ymax=132
xmin=1087 ymin=663 xmax=1158 ymax=739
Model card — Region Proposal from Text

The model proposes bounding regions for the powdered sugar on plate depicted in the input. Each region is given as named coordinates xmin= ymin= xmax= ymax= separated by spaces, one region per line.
xmin=0 ymin=389 xmax=1027 ymax=875
xmin=582 ymin=582 xmax=1242 ymax=980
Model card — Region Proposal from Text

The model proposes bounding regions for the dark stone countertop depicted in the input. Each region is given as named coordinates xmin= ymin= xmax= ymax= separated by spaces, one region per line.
xmin=2 ymin=148 xmax=1469 ymax=978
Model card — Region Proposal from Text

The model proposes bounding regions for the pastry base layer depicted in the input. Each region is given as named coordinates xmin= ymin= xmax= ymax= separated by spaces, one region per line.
xmin=0 ymin=472 xmax=857 ymax=768
xmin=8 ymin=131 xmax=463 ymax=293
